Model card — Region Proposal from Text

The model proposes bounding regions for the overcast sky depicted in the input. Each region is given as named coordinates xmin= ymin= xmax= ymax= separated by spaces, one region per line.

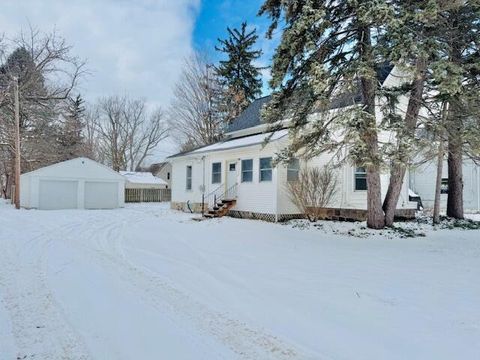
xmin=0 ymin=0 xmax=274 ymax=161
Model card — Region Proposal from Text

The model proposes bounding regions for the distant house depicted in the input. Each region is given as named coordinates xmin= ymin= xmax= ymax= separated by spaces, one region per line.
xmin=168 ymin=66 xmax=417 ymax=222
xmin=120 ymin=171 xmax=168 ymax=189
xmin=149 ymin=162 xmax=172 ymax=188
xmin=20 ymin=157 xmax=125 ymax=210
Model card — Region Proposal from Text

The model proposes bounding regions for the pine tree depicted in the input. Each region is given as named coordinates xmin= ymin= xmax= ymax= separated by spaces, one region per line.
xmin=58 ymin=94 xmax=86 ymax=160
xmin=424 ymin=1 xmax=480 ymax=219
xmin=259 ymin=0 xmax=394 ymax=229
xmin=380 ymin=0 xmax=440 ymax=226
xmin=215 ymin=22 xmax=264 ymax=123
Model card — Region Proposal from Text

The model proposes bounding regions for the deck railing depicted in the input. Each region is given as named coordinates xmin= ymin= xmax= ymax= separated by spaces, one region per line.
xmin=202 ymin=183 xmax=238 ymax=216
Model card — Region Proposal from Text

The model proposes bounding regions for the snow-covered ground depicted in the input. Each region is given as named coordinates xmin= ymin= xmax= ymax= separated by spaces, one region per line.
xmin=0 ymin=202 xmax=479 ymax=360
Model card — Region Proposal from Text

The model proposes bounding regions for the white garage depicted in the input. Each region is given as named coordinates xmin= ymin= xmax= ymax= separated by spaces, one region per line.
xmin=20 ymin=157 xmax=125 ymax=210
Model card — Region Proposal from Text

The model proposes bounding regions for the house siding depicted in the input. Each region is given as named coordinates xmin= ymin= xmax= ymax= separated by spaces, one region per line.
xmin=410 ymin=158 xmax=480 ymax=212
xmin=171 ymin=140 xmax=286 ymax=214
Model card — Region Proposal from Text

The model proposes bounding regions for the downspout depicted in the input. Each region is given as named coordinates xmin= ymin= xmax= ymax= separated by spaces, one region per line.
xmin=274 ymin=165 xmax=278 ymax=222
xmin=201 ymin=156 xmax=206 ymax=215
xmin=477 ymin=164 xmax=480 ymax=212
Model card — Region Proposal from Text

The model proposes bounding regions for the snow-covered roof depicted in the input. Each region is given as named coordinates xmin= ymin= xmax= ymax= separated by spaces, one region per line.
xmin=169 ymin=130 xmax=289 ymax=158
xmin=120 ymin=171 xmax=168 ymax=185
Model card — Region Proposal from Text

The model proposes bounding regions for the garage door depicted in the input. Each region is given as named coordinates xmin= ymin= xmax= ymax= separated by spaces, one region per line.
xmin=84 ymin=181 xmax=118 ymax=209
xmin=39 ymin=180 xmax=79 ymax=210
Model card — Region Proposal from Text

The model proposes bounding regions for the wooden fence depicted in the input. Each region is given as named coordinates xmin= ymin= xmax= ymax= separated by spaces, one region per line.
xmin=125 ymin=188 xmax=171 ymax=203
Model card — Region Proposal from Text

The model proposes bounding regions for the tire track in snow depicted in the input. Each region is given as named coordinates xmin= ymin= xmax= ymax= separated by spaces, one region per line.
xmin=69 ymin=210 xmax=314 ymax=360
xmin=0 ymin=217 xmax=93 ymax=360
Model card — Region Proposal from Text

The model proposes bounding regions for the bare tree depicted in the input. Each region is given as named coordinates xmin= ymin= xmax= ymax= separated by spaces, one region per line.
xmin=287 ymin=166 xmax=338 ymax=222
xmin=89 ymin=95 xmax=168 ymax=171
xmin=168 ymin=52 xmax=224 ymax=151
xmin=0 ymin=27 xmax=86 ymax=198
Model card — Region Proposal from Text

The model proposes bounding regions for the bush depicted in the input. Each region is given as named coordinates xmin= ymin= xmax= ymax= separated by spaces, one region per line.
xmin=287 ymin=166 xmax=338 ymax=222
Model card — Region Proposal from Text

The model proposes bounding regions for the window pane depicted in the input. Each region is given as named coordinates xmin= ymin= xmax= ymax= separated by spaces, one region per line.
xmin=355 ymin=178 xmax=367 ymax=191
xmin=259 ymin=157 xmax=272 ymax=182
xmin=441 ymin=178 xmax=448 ymax=194
xmin=212 ymin=162 xmax=221 ymax=184
xmin=260 ymin=157 xmax=272 ymax=170
xmin=354 ymin=166 xmax=367 ymax=190
xmin=212 ymin=173 xmax=221 ymax=184
xmin=242 ymin=171 xmax=253 ymax=182
xmin=229 ymin=163 xmax=236 ymax=171
xmin=242 ymin=159 xmax=252 ymax=171
xmin=186 ymin=166 xmax=192 ymax=190
xmin=287 ymin=158 xmax=300 ymax=182
xmin=212 ymin=162 xmax=221 ymax=173
xmin=241 ymin=159 xmax=253 ymax=182
xmin=260 ymin=170 xmax=272 ymax=182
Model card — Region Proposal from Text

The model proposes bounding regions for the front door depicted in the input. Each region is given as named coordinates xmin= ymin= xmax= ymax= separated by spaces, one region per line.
xmin=226 ymin=160 xmax=237 ymax=190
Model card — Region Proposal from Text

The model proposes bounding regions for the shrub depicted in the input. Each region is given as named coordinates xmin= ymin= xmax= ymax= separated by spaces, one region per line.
xmin=287 ymin=166 xmax=338 ymax=222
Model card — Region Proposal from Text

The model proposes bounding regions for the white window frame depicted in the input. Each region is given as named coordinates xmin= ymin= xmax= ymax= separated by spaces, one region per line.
xmin=212 ymin=162 xmax=221 ymax=184
xmin=241 ymin=159 xmax=253 ymax=183
xmin=287 ymin=158 xmax=300 ymax=182
xmin=186 ymin=165 xmax=192 ymax=191
xmin=259 ymin=157 xmax=273 ymax=182
xmin=354 ymin=166 xmax=367 ymax=191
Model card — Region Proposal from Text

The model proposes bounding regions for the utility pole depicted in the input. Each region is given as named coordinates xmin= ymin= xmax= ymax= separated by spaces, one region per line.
xmin=14 ymin=76 xmax=20 ymax=209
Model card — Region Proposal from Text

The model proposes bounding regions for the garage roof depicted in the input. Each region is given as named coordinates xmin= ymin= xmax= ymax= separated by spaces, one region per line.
xmin=21 ymin=157 xmax=125 ymax=180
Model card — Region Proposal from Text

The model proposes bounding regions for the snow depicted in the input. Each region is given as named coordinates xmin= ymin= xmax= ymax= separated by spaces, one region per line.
xmin=0 ymin=201 xmax=479 ymax=359
xmin=120 ymin=171 xmax=168 ymax=185
xmin=408 ymin=188 xmax=419 ymax=197
xmin=189 ymin=130 xmax=289 ymax=155
xmin=466 ymin=213 xmax=480 ymax=221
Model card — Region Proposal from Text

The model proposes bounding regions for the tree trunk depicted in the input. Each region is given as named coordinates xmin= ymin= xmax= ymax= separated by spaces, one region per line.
xmin=358 ymin=25 xmax=385 ymax=229
xmin=383 ymin=57 xmax=427 ymax=226
xmin=447 ymin=123 xmax=464 ymax=218
xmin=445 ymin=14 xmax=464 ymax=219
xmin=433 ymin=140 xmax=445 ymax=224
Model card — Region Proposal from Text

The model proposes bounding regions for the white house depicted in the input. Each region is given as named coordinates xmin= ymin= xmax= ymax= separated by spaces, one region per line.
xmin=150 ymin=162 xmax=172 ymax=188
xmin=410 ymin=158 xmax=480 ymax=212
xmin=120 ymin=171 xmax=168 ymax=189
xmin=169 ymin=66 xmax=418 ymax=221
xmin=20 ymin=157 xmax=125 ymax=210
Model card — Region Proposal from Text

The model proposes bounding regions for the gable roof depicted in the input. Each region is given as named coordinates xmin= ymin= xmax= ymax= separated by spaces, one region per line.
xmin=21 ymin=157 xmax=125 ymax=180
xmin=225 ymin=63 xmax=394 ymax=134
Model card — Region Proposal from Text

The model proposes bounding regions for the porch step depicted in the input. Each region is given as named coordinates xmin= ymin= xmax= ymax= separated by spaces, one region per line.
xmin=204 ymin=199 xmax=236 ymax=219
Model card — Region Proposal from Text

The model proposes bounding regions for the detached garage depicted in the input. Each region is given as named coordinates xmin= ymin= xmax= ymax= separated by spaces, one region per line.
xmin=20 ymin=157 xmax=125 ymax=210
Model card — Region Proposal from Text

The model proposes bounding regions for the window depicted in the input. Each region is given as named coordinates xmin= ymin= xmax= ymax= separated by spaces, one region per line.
xmin=186 ymin=165 xmax=192 ymax=190
xmin=354 ymin=167 xmax=367 ymax=190
xmin=441 ymin=178 xmax=449 ymax=194
xmin=229 ymin=163 xmax=236 ymax=171
xmin=241 ymin=159 xmax=253 ymax=182
xmin=287 ymin=158 xmax=300 ymax=182
xmin=212 ymin=162 xmax=221 ymax=184
xmin=259 ymin=157 xmax=272 ymax=182
xmin=167 ymin=172 xmax=170 ymax=180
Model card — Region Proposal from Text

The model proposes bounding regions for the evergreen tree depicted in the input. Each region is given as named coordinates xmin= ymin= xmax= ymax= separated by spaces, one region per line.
xmin=438 ymin=2 xmax=480 ymax=219
xmin=379 ymin=0 xmax=440 ymax=226
xmin=259 ymin=1 xmax=394 ymax=229
xmin=215 ymin=22 xmax=264 ymax=123
xmin=58 ymin=94 xmax=86 ymax=160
